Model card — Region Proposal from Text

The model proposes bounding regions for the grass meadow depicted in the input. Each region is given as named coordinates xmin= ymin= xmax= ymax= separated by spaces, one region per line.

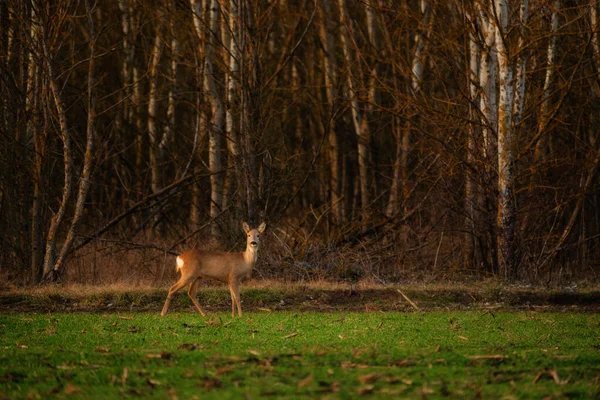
xmin=1 ymin=308 xmax=599 ymax=399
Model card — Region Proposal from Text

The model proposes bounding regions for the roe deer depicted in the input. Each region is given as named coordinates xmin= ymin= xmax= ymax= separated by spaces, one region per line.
xmin=161 ymin=221 xmax=266 ymax=318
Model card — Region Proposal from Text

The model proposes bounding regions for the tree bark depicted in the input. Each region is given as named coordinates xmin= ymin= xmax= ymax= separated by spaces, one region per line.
xmin=337 ymin=0 xmax=371 ymax=213
xmin=320 ymin=0 xmax=343 ymax=224
xmin=41 ymin=3 xmax=73 ymax=281
xmin=53 ymin=0 xmax=97 ymax=275
xmin=494 ymin=0 xmax=517 ymax=279
xmin=147 ymin=31 xmax=163 ymax=196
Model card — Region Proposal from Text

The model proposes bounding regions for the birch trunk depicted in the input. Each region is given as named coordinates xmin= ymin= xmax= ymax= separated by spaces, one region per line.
xmin=189 ymin=0 xmax=207 ymax=226
xmin=494 ymin=0 xmax=517 ymax=279
xmin=53 ymin=0 xmax=97 ymax=275
xmin=205 ymin=0 xmax=225 ymax=237
xmin=320 ymin=0 xmax=343 ymax=224
xmin=223 ymin=0 xmax=240 ymax=210
xmin=147 ymin=32 xmax=163 ymax=196
xmin=163 ymin=13 xmax=178 ymax=160
xmin=477 ymin=4 xmax=497 ymax=161
xmin=404 ymin=0 xmax=430 ymax=207
xmin=41 ymin=17 xmax=73 ymax=281
xmin=533 ymin=0 xmax=559 ymax=163
xmin=465 ymin=25 xmax=481 ymax=269
xmin=512 ymin=0 xmax=528 ymax=129
xmin=337 ymin=0 xmax=371 ymax=212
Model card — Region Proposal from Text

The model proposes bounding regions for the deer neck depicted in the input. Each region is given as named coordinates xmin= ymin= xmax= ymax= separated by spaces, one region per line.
xmin=243 ymin=246 xmax=259 ymax=265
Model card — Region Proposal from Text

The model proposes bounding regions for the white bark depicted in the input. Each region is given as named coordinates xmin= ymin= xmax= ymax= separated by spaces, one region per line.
xmin=533 ymin=0 xmax=559 ymax=162
xmin=41 ymin=20 xmax=73 ymax=280
xmin=338 ymin=0 xmax=371 ymax=211
xmin=592 ymin=2 xmax=599 ymax=64
xmin=465 ymin=24 xmax=481 ymax=268
xmin=512 ymin=0 xmax=528 ymax=129
xmin=54 ymin=0 xmax=97 ymax=274
xmin=147 ymin=32 xmax=163 ymax=195
xmin=494 ymin=0 xmax=517 ymax=278
xmin=477 ymin=3 xmax=497 ymax=161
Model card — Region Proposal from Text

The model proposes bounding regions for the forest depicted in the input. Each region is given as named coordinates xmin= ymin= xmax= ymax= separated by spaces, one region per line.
xmin=1 ymin=0 xmax=599 ymax=286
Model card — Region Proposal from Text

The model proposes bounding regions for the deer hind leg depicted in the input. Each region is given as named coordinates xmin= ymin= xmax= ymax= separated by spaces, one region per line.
xmin=161 ymin=275 xmax=195 ymax=316
xmin=187 ymin=277 xmax=206 ymax=317
xmin=231 ymin=280 xmax=242 ymax=317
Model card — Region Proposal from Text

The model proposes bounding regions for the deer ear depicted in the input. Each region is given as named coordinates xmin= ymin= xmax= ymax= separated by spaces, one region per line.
xmin=258 ymin=222 xmax=267 ymax=233
xmin=242 ymin=222 xmax=251 ymax=234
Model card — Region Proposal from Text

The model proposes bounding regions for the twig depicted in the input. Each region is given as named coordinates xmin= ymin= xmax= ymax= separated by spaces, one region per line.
xmin=397 ymin=289 xmax=420 ymax=311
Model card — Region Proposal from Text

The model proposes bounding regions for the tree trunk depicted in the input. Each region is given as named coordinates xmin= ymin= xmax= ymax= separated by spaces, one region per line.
xmin=494 ymin=0 xmax=517 ymax=279
xmin=465 ymin=24 xmax=480 ymax=270
xmin=320 ymin=0 xmax=343 ymax=224
xmin=53 ymin=0 xmax=97 ymax=275
xmin=147 ymin=31 xmax=163 ymax=196
xmin=41 ymin=8 xmax=73 ymax=281
xmin=337 ymin=0 xmax=371 ymax=213
xmin=205 ymin=0 xmax=225 ymax=238
xmin=533 ymin=0 xmax=559 ymax=164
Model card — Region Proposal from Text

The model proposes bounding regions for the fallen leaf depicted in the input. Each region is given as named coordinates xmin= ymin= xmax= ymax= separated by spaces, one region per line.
xmin=64 ymin=383 xmax=80 ymax=394
xmin=357 ymin=385 xmax=374 ymax=395
xmin=146 ymin=352 xmax=172 ymax=359
xmin=297 ymin=374 xmax=314 ymax=388
xmin=358 ymin=373 xmax=380 ymax=384
xmin=458 ymin=335 xmax=469 ymax=341
xmin=16 ymin=343 xmax=27 ymax=349
xmin=247 ymin=349 xmax=261 ymax=356
xmin=468 ymin=355 xmax=506 ymax=360
xmin=216 ymin=366 xmax=235 ymax=375
xmin=146 ymin=379 xmax=161 ymax=388
xmin=283 ymin=332 xmax=298 ymax=339
xmin=119 ymin=316 xmax=133 ymax=320
xmin=201 ymin=378 xmax=221 ymax=389
xmin=258 ymin=307 xmax=272 ymax=312
xmin=95 ymin=346 xmax=111 ymax=353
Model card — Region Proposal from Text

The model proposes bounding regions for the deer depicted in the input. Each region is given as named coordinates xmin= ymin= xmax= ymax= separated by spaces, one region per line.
xmin=161 ymin=221 xmax=266 ymax=318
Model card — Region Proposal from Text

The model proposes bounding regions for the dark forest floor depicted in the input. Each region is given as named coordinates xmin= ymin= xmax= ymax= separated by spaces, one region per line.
xmin=1 ymin=281 xmax=599 ymax=313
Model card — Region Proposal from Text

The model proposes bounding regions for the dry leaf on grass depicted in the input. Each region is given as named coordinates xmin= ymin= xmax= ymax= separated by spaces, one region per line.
xmin=357 ymin=385 xmax=374 ymax=395
xmin=283 ymin=332 xmax=298 ymax=339
xmin=64 ymin=383 xmax=80 ymax=395
xmin=297 ymin=374 xmax=314 ymax=388
xmin=358 ymin=373 xmax=380 ymax=384
xmin=467 ymin=355 xmax=506 ymax=360
xmin=458 ymin=335 xmax=469 ymax=341
xmin=146 ymin=352 xmax=172 ymax=359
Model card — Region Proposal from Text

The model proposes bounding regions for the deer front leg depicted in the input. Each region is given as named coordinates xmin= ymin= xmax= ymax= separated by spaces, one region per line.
xmin=231 ymin=280 xmax=242 ymax=317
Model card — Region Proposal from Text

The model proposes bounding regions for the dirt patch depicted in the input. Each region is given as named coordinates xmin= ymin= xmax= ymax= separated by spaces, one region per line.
xmin=0 ymin=284 xmax=599 ymax=313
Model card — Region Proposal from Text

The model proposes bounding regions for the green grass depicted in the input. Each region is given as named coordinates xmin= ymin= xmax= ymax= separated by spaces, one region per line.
xmin=0 ymin=311 xmax=599 ymax=399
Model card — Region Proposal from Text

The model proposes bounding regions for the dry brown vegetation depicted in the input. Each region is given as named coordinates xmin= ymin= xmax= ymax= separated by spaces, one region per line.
xmin=1 ymin=0 xmax=600 ymax=287
xmin=1 ymin=280 xmax=599 ymax=314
